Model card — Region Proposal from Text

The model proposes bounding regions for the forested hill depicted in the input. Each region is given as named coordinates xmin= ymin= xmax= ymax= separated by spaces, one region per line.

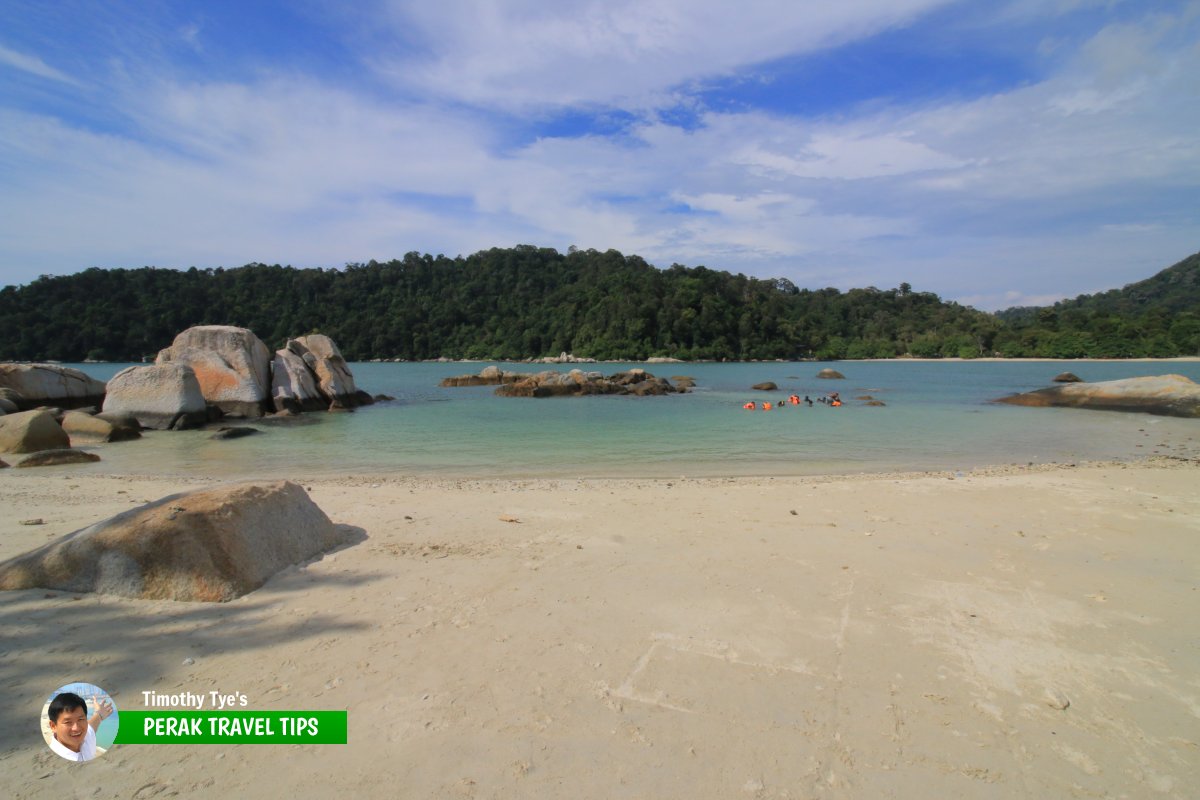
xmin=0 ymin=245 xmax=1196 ymax=362
xmin=993 ymin=250 xmax=1200 ymax=357
xmin=0 ymin=246 xmax=995 ymax=362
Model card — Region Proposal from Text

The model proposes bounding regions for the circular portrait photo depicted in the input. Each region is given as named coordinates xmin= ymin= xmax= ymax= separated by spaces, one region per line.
xmin=41 ymin=682 xmax=119 ymax=762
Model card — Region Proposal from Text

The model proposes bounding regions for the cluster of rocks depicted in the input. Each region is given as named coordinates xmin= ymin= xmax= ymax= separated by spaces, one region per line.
xmin=0 ymin=326 xmax=382 ymax=466
xmin=996 ymin=374 xmax=1200 ymax=417
xmin=0 ymin=480 xmax=356 ymax=602
xmin=442 ymin=366 xmax=690 ymax=397
xmin=0 ymin=368 xmax=144 ymax=466
xmin=102 ymin=326 xmax=375 ymax=430
xmin=532 ymin=352 xmax=597 ymax=364
xmin=753 ymin=368 xmax=846 ymax=392
xmin=439 ymin=365 xmax=519 ymax=387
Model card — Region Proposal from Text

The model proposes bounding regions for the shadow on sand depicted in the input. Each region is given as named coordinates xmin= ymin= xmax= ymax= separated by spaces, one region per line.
xmin=0 ymin=525 xmax=377 ymax=757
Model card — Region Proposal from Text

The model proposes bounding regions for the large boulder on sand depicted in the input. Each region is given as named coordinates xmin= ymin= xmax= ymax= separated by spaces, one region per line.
xmin=0 ymin=410 xmax=71 ymax=454
xmin=157 ymin=325 xmax=271 ymax=417
xmin=270 ymin=348 xmax=326 ymax=413
xmin=995 ymin=375 xmax=1200 ymax=418
xmin=103 ymin=364 xmax=208 ymax=430
xmin=287 ymin=335 xmax=358 ymax=407
xmin=0 ymin=364 xmax=106 ymax=410
xmin=0 ymin=481 xmax=354 ymax=602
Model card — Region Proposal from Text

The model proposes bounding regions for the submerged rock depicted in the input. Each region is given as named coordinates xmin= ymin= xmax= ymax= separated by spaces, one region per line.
xmin=209 ymin=426 xmax=260 ymax=440
xmin=0 ymin=481 xmax=354 ymax=602
xmin=995 ymin=374 xmax=1200 ymax=418
xmin=16 ymin=449 xmax=101 ymax=468
xmin=752 ymin=382 xmax=778 ymax=391
xmin=817 ymin=369 xmax=846 ymax=379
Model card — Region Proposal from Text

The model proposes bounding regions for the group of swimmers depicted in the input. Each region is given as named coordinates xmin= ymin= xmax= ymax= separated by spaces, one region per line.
xmin=743 ymin=392 xmax=841 ymax=411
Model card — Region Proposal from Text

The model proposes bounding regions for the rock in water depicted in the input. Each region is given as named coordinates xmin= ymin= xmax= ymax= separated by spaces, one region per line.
xmin=61 ymin=410 xmax=141 ymax=443
xmin=441 ymin=365 xmax=522 ymax=387
xmin=157 ymin=325 xmax=272 ymax=417
xmin=0 ymin=364 xmax=107 ymax=410
xmin=492 ymin=369 xmax=680 ymax=398
xmin=995 ymin=374 xmax=1200 ymax=418
xmin=0 ymin=481 xmax=353 ymax=602
xmin=817 ymin=369 xmax=846 ymax=379
xmin=16 ymin=449 xmax=101 ymax=467
xmin=209 ymin=426 xmax=260 ymax=440
xmin=1053 ymin=372 xmax=1083 ymax=383
xmin=0 ymin=409 xmax=70 ymax=454
xmin=752 ymin=382 xmax=778 ymax=391
xmin=270 ymin=347 xmax=327 ymax=413
xmin=287 ymin=335 xmax=358 ymax=406
xmin=102 ymin=364 xmax=208 ymax=430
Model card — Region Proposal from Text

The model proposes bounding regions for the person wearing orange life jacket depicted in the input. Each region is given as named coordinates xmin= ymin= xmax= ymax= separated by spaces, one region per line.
xmin=763 ymin=402 xmax=773 ymax=411
xmin=743 ymin=402 xmax=755 ymax=410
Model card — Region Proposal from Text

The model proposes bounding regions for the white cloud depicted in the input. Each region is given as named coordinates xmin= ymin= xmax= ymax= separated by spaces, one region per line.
xmin=0 ymin=43 xmax=80 ymax=85
xmin=369 ymin=0 xmax=957 ymax=108
xmin=734 ymin=132 xmax=968 ymax=180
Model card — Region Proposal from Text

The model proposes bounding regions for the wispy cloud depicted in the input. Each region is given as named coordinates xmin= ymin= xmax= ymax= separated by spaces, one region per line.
xmin=0 ymin=43 xmax=80 ymax=85
xmin=369 ymin=0 xmax=958 ymax=108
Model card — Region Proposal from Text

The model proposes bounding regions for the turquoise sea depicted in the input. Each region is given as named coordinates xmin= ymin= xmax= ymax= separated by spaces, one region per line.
xmin=64 ymin=361 xmax=1200 ymax=479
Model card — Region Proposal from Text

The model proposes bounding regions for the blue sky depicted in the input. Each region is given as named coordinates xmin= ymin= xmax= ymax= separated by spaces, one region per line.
xmin=1 ymin=0 xmax=1197 ymax=310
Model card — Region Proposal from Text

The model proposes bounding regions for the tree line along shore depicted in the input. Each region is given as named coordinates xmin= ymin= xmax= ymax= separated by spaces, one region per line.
xmin=2 ymin=246 xmax=1196 ymax=363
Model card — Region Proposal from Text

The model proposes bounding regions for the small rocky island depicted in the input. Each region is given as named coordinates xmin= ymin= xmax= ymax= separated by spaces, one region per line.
xmin=995 ymin=374 xmax=1200 ymax=417
xmin=441 ymin=366 xmax=690 ymax=397
xmin=0 ymin=325 xmax=381 ymax=466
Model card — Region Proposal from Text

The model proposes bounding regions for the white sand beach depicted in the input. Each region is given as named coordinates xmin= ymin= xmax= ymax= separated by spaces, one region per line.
xmin=1 ymin=460 xmax=1197 ymax=798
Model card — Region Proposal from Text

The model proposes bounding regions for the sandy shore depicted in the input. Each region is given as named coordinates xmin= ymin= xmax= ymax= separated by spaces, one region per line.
xmin=1 ymin=460 xmax=1197 ymax=798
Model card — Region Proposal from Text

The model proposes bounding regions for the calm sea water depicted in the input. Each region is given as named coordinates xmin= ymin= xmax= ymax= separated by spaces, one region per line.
xmin=65 ymin=361 xmax=1200 ymax=479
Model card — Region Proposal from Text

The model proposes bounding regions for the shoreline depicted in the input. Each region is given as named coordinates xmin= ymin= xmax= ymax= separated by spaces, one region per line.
xmin=25 ymin=355 xmax=1200 ymax=365
xmin=7 ymin=450 xmax=1197 ymax=485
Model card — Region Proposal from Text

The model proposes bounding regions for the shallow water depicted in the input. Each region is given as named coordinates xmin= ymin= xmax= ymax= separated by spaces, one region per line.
xmin=62 ymin=360 xmax=1200 ymax=479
